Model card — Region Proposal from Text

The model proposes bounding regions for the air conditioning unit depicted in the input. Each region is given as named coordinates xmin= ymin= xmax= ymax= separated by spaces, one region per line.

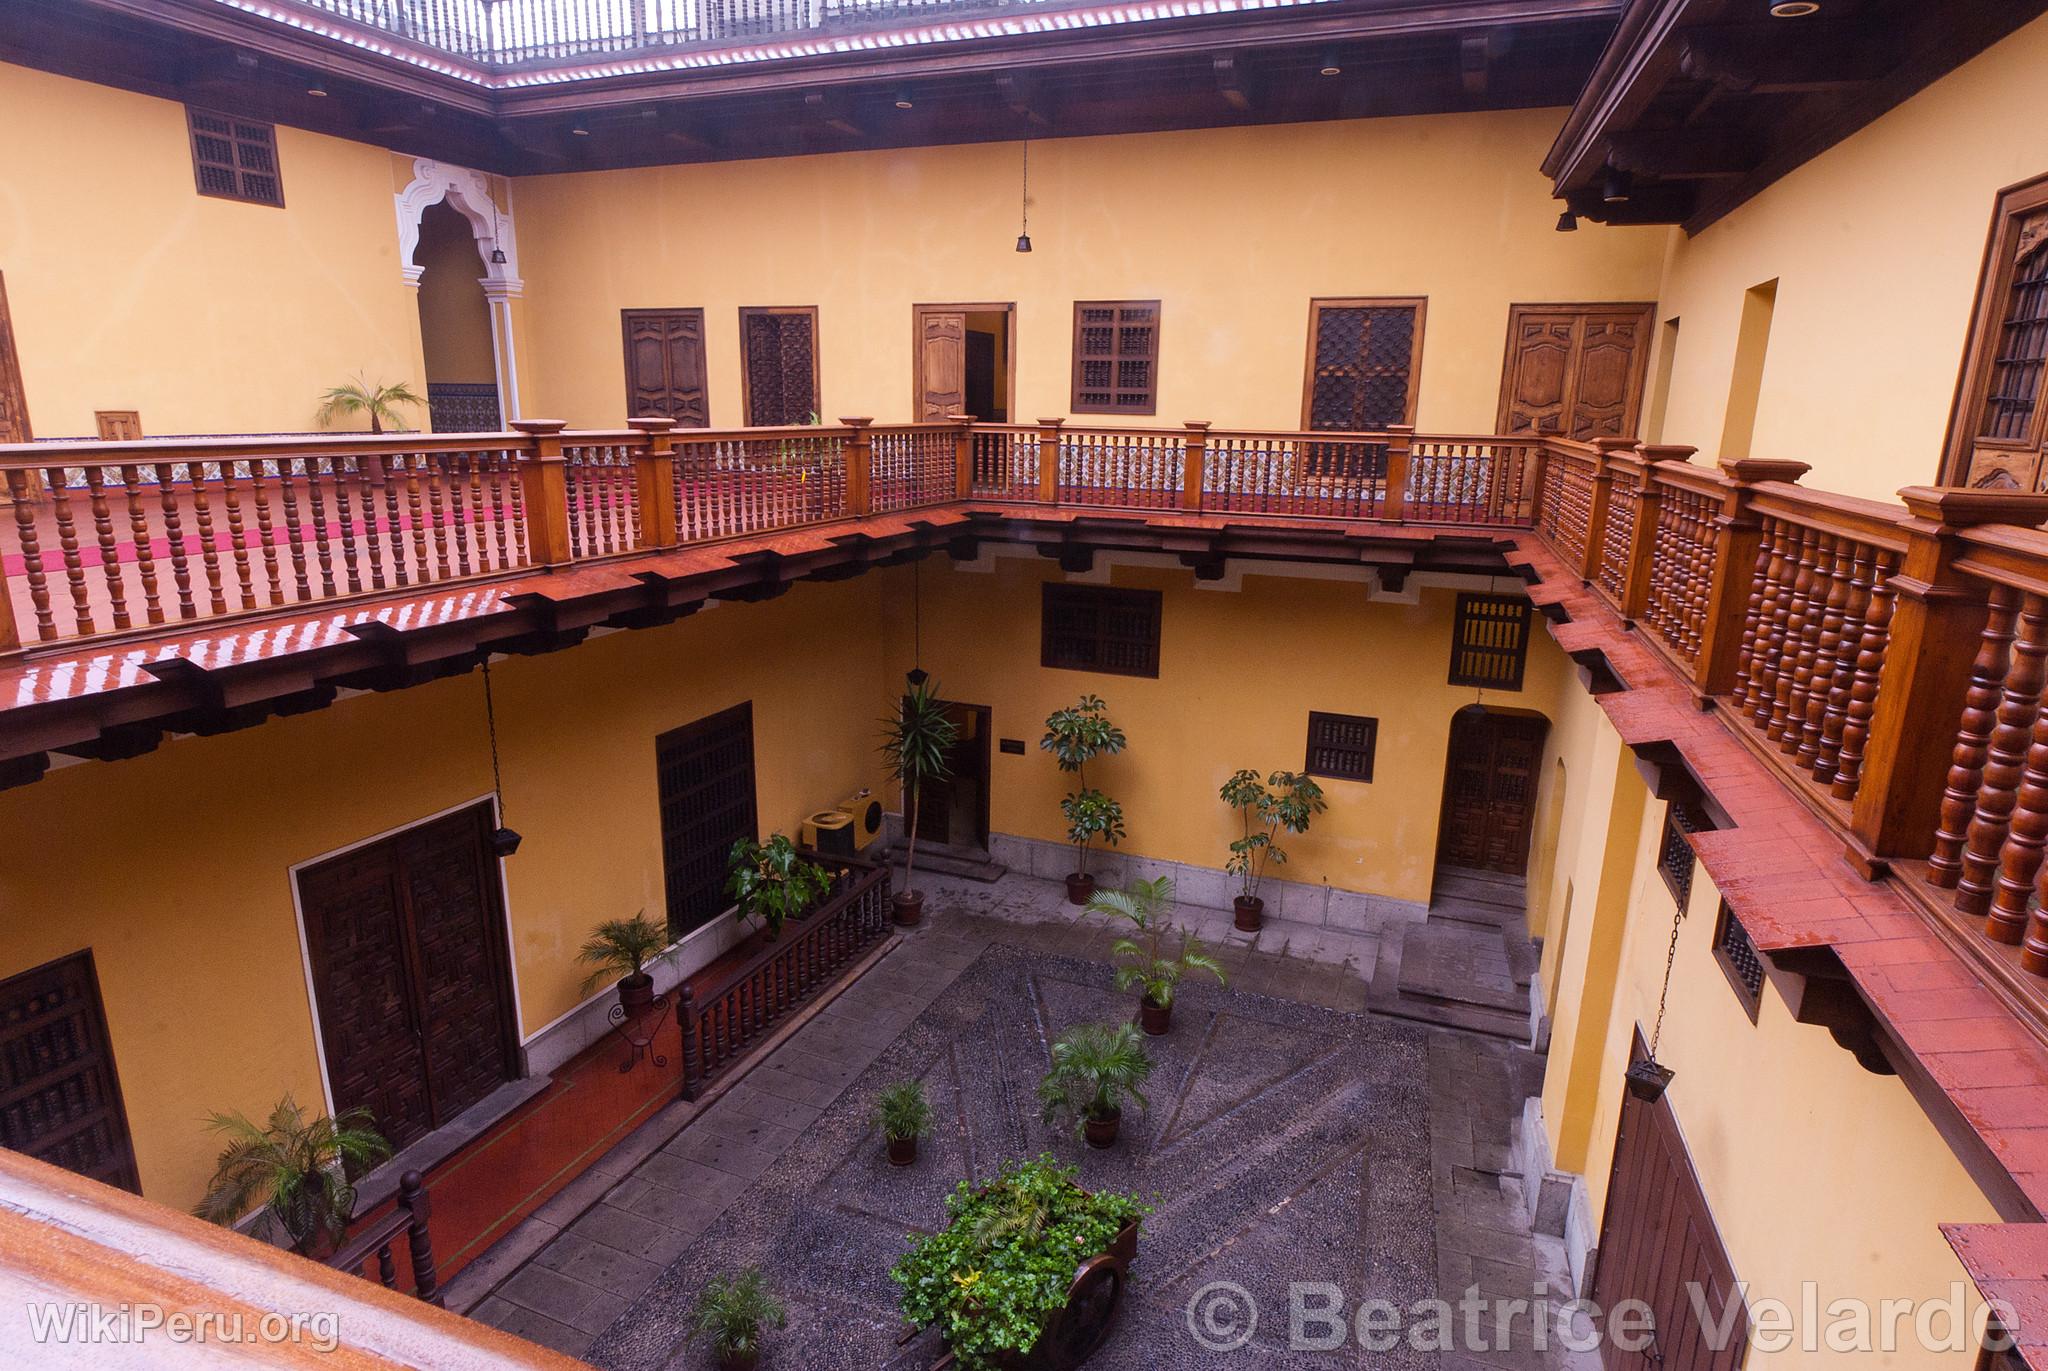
xmin=840 ymin=788 xmax=883 ymax=848
xmin=800 ymin=788 xmax=883 ymax=857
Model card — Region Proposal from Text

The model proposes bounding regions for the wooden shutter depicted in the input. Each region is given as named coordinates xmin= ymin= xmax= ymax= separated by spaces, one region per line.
xmin=93 ymin=411 xmax=142 ymax=441
xmin=0 ymin=951 xmax=140 ymax=1194
xmin=1305 ymin=711 xmax=1377 ymax=782
xmin=1071 ymin=301 xmax=1160 ymax=415
xmin=623 ymin=309 xmax=710 ymax=426
xmin=1303 ymin=298 xmax=1424 ymax=431
xmin=1449 ymin=593 xmax=1533 ymax=690
xmin=1953 ymin=191 xmax=2048 ymax=489
xmin=186 ymin=107 xmax=283 ymax=207
xmin=917 ymin=309 xmax=968 ymax=419
xmin=1495 ymin=304 xmax=1654 ymax=441
xmin=0 ymin=272 xmax=31 ymax=444
xmin=1040 ymin=584 xmax=1162 ymax=677
xmin=740 ymin=307 xmax=819 ymax=426
xmin=657 ymin=702 xmax=759 ymax=936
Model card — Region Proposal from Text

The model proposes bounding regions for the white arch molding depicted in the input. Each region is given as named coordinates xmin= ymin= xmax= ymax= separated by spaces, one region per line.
xmin=395 ymin=158 xmax=525 ymax=422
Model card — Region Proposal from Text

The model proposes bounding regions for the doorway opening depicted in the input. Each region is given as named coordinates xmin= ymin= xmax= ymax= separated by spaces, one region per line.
xmin=912 ymin=700 xmax=992 ymax=854
xmin=913 ymin=304 xmax=1014 ymax=421
xmin=414 ymin=201 xmax=500 ymax=432
xmin=1435 ymin=705 xmax=1550 ymax=878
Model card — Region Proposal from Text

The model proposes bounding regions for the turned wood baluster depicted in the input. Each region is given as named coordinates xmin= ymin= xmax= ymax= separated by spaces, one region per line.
xmin=1815 ymin=546 xmax=1876 ymax=785
xmin=1747 ymin=521 xmax=1797 ymax=724
xmin=248 ymin=461 xmax=283 ymax=606
xmin=331 ymin=461 xmax=364 ymax=594
xmin=1929 ymin=585 xmax=2021 ymax=886
xmin=1766 ymin=528 xmax=1820 ymax=739
xmin=466 ymin=459 xmax=489 ymax=570
xmin=81 ymin=466 xmax=131 ymax=631
xmin=188 ymin=462 xmax=228 ymax=615
xmin=1780 ymin=531 xmax=1834 ymax=755
xmin=508 ymin=460 xmax=530 ymax=565
xmin=277 ymin=460 xmax=312 ymax=602
xmin=486 ymin=460 xmax=510 ymax=570
xmin=6 ymin=470 xmax=57 ymax=641
xmin=121 ymin=466 xmax=163 ymax=625
xmin=1960 ymin=592 xmax=2048 ymax=920
xmin=378 ymin=455 xmax=408 ymax=589
xmin=156 ymin=469 xmax=196 ymax=620
xmin=426 ymin=458 xmax=452 ymax=580
xmin=304 ymin=462 xmax=339 ymax=598
xmin=450 ymin=459 xmax=476 ymax=577
xmin=218 ymin=460 xmax=257 ymax=610
xmin=352 ymin=455 xmax=386 ymax=593
xmin=402 ymin=456 xmax=430 ymax=583
xmin=1730 ymin=520 xmax=1778 ymax=710
xmin=1797 ymin=540 xmax=1854 ymax=768
xmin=1830 ymin=564 xmax=1895 ymax=803
xmin=45 ymin=468 xmax=96 ymax=636
xmin=1992 ymin=690 xmax=2048 ymax=941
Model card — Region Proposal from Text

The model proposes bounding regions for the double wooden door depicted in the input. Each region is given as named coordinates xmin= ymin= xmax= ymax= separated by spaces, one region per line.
xmin=622 ymin=308 xmax=710 ymax=426
xmin=656 ymin=702 xmax=758 ymax=937
xmin=0 ymin=950 xmax=139 ymax=1192
xmin=1496 ymin=304 xmax=1654 ymax=442
xmin=296 ymin=803 xmax=518 ymax=1150
xmin=1437 ymin=709 xmax=1547 ymax=876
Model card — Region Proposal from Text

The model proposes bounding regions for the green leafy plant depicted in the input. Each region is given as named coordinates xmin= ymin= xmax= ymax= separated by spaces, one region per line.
xmin=1037 ymin=1021 xmax=1153 ymax=1136
xmin=193 ymin=1095 xmax=391 ymax=1255
xmin=727 ymin=834 xmax=833 ymax=941
xmin=873 ymin=1081 xmax=934 ymax=1143
xmin=1087 ymin=876 xmax=1225 ymax=1009
xmin=689 ymin=1266 xmax=787 ymax=1366
xmin=314 ymin=374 xmax=423 ymax=435
xmin=576 ymin=911 xmax=670 ymax=992
xmin=1220 ymin=769 xmax=1328 ymax=902
xmin=879 ymin=678 xmax=959 ymax=900
xmin=892 ymin=1155 xmax=1148 ymax=1371
xmin=1042 ymin=695 xmax=1129 ymax=880
xmin=1059 ymin=789 xmax=1126 ymax=881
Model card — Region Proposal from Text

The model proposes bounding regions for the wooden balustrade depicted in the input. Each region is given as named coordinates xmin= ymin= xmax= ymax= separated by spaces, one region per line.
xmin=1055 ymin=425 xmax=1186 ymax=509
xmin=670 ymin=425 xmax=851 ymax=542
xmin=328 ymin=1169 xmax=441 ymax=1306
xmin=868 ymin=422 xmax=959 ymax=513
xmin=968 ymin=423 xmax=1042 ymax=499
xmin=1534 ymin=440 xmax=1598 ymax=572
xmin=679 ymin=856 xmax=892 ymax=1100
xmin=562 ymin=434 xmax=645 ymax=558
xmin=1405 ymin=435 xmax=1541 ymax=525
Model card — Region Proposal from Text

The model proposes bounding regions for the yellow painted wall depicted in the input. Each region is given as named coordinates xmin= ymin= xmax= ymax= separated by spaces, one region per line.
xmin=879 ymin=554 xmax=1571 ymax=905
xmin=415 ymin=202 xmax=496 ymax=385
xmin=1646 ymin=12 xmax=2048 ymax=501
xmin=0 ymin=576 xmax=887 ymax=1207
xmin=0 ymin=62 xmax=425 ymax=439
xmin=510 ymin=112 xmax=1669 ymax=429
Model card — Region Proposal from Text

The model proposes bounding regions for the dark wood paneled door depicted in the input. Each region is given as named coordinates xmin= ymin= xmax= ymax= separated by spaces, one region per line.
xmin=1593 ymin=1038 xmax=1747 ymax=1369
xmin=915 ymin=309 xmax=967 ymax=420
xmin=297 ymin=803 xmax=517 ymax=1150
xmin=0 ymin=950 xmax=139 ymax=1193
xmin=1437 ymin=708 xmax=1547 ymax=876
xmin=0 ymin=272 xmax=32 ymax=444
xmin=622 ymin=308 xmax=710 ymax=426
xmin=912 ymin=701 xmax=990 ymax=851
xmin=1496 ymin=304 xmax=1655 ymax=442
xmin=657 ymin=702 xmax=758 ymax=937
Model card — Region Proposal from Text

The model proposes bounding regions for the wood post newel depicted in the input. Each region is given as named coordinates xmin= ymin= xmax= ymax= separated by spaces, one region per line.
xmin=840 ymin=417 xmax=873 ymax=516
xmin=1694 ymin=456 xmax=1813 ymax=702
xmin=679 ymin=983 xmax=703 ymax=1102
xmin=1181 ymin=422 xmax=1210 ymax=513
xmin=397 ymin=1169 xmax=441 ymax=1306
xmin=1847 ymin=486 xmax=2048 ymax=876
xmin=628 ymin=416 xmax=678 ymax=550
xmin=510 ymin=420 xmax=572 ymax=567
xmin=1622 ymin=444 xmax=1698 ymax=620
xmin=1037 ymin=418 xmax=1065 ymax=505
xmin=1383 ymin=425 xmax=1414 ymax=521
xmin=952 ymin=414 xmax=976 ymax=501
xmin=1582 ymin=437 xmax=1635 ymax=582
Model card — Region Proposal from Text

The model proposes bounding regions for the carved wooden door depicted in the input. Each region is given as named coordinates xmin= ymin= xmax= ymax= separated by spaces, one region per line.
xmin=916 ymin=310 xmax=967 ymax=420
xmin=740 ymin=307 xmax=819 ymax=426
xmin=1496 ymin=305 xmax=1654 ymax=441
xmin=622 ymin=309 xmax=709 ymax=426
xmin=0 ymin=273 xmax=31 ymax=444
xmin=1437 ymin=710 xmax=1547 ymax=876
xmin=397 ymin=811 xmax=517 ymax=1128
xmin=0 ymin=951 xmax=139 ymax=1192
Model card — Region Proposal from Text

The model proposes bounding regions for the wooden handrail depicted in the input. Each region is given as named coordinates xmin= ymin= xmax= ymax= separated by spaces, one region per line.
xmin=329 ymin=1168 xmax=441 ymax=1306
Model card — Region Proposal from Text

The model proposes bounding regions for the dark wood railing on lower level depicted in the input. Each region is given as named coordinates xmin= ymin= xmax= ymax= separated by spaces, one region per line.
xmin=329 ymin=1169 xmax=441 ymax=1306
xmin=679 ymin=855 xmax=893 ymax=1100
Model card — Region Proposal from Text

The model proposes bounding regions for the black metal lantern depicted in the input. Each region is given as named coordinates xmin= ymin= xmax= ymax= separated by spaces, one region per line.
xmin=1555 ymin=210 xmax=1579 ymax=233
xmin=491 ymin=826 xmax=524 ymax=857
xmin=1629 ymin=867 xmax=1691 ymax=1101
xmin=1625 ymin=1059 xmax=1675 ymax=1102
xmin=482 ymin=658 xmax=520 ymax=859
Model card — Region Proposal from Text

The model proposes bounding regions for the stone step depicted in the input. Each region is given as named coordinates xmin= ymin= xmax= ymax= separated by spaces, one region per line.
xmin=1397 ymin=925 xmax=1526 ymax=1013
xmin=1431 ymin=870 xmax=1527 ymax=914
xmin=884 ymin=844 xmax=1007 ymax=883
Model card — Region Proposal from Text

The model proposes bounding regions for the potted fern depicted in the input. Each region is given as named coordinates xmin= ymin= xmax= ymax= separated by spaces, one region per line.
xmin=689 ymin=1266 xmax=787 ymax=1371
xmin=194 ymin=1095 xmax=391 ymax=1257
xmin=1040 ymin=695 xmax=1128 ymax=904
xmin=315 ymin=374 xmax=424 ymax=434
xmin=879 ymin=676 xmax=958 ymax=926
xmin=727 ymin=834 xmax=832 ymax=942
xmin=873 ymin=1080 xmax=933 ymax=1166
xmin=1220 ymin=769 xmax=1328 ymax=931
xmin=1038 ymin=1021 xmax=1153 ymax=1149
xmin=577 ymin=911 xmax=670 ymax=1014
xmin=1085 ymin=876 xmax=1225 ymax=1036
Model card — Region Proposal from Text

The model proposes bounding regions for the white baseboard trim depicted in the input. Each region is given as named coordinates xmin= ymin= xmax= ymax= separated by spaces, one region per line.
xmin=1513 ymin=1095 xmax=1599 ymax=1298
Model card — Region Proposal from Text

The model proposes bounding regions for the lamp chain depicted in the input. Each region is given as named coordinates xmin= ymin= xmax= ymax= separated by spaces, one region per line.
xmin=483 ymin=657 xmax=507 ymax=825
xmin=1648 ymin=897 xmax=1685 ymax=1060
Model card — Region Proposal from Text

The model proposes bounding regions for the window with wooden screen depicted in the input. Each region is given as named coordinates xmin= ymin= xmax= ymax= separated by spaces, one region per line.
xmin=1658 ymin=797 xmax=1706 ymax=908
xmin=186 ymin=107 xmax=283 ymax=206
xmin=740 ymin=306 xmax=819 ymax=427
xmin=1712 ymin=899 xmax=1764 ymax=1021
xmin=1041 ymin=584 xmax=1162 ymax=678
xmin=657 ymin=702 xmax=759 ymax=937
xmin=1946 ymin=174 xmax=2048 ymax=490
xmin=1071 ymin=301 xmax=1160 ymax=415
xmin=1448 ymin=593 xmax=1532 ymax=690
xmin=1303 ymin=298 xmax=1425 ymax=431
xmin=1305 ymin=711 xmax=1377 ymax=782
xmin=0 ymin=951 xmax=141 ymax=1194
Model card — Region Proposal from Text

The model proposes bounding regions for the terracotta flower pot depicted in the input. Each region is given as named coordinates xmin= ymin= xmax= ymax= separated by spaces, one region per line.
xmin=893 ymin=891 xmax=925 ymax=927
xmin=887 ymin=1135 xmax=919 ymax=1167
xmin=617 ymin=972 xmax=655 ymax=1013
xmin=1233 ymin=895 xmax=1265 ymax=932
xmin=1138 ymin=995 xmax=1171 ymax=1036
xmin=717 ymin=1349 xmax=760 ymax=1371
xmin=1082 ymin=1106 xmax=1121 ymax=1150
xmin=1065 ymin=873 xmax=1097 ymax=905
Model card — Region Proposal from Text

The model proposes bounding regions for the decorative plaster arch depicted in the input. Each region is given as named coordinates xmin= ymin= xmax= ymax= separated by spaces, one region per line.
xmin=394 ymin=158 xmax=520 ymax=290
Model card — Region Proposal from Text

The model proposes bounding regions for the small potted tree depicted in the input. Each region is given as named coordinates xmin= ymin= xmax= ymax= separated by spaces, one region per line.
xmin=689 ymin=1266 xmax=787 ymax=1371
xmin=873 ymin=1080 xmax=933 ymax=1166
xmin=194 ymin=1095 xmax=391 ymax=1258
xmin=1038 ymin=1021 xmax=1153 ymax=1149
xmin=577 ymin=910 xmax=670 ymax=1015
xmin=315 ymin=374 xmax=424 ymax=434
xmin=727 ymin=834 xmax=833 ymax=942
xmin=879 ymin=676 xmax=958 ymax=927
xmin=1085 ymin=876 xmax=1225 ymax=1036
xmin=1041 ymin=695 xmax=1128 ymax=904
xmin=1220 ymin=768 xmax=1328 ymax=931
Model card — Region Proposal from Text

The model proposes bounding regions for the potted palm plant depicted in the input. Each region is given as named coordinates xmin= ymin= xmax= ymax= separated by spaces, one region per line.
xmin=1085 ymin=876 xmax=1225 ymax=1036
xmin=1038 ymin=1021 xmax=1153 ymax=1149
xmin=879 ymin=676 xmax=958 ymax=927
xmin=194 ymin=1095 xmax=391 ymax=1258
xmin=315 ymin=374 xmax=424 ymax=434
xmin=689 ymin=1266 xmax=787 ymax=1371
xmin=577 ymin=910 xmax=670 ymax=1014
xmin=873 ymin=1080 xmax=933 ymax=1166
xmin=1220 ymin=769 xmax=1328 ymax=931
xmin=1041 ymin=695 xmax=1128 ymax=904
xmin=727 ymin=834 xmax=833 ymax=942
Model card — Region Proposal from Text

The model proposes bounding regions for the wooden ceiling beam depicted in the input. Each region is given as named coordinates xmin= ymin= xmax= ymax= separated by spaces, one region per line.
xmin=994 ymin=73 xmax=1049 ymax=128
xmin=1211 ymin=54 xmax=1251 ymax=113
xmin=1605 ymin=128 xmax=1760 ymax=180
xmin=803 ymin=90 xmax=865 ymax=138
xmin=1676 ymin=25 xmax=1899 ymax=96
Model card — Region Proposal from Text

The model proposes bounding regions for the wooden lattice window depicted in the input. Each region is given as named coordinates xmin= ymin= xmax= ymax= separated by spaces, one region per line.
xmin=1303 ymin=298 xmax=1425 ymax=431
xmin=0 ymin=951 xmax=140 ymax=1194
xmin=1041 ymin=583 xmax=1161 ymax=678
xmin=1712 ymin=899 xmax=1764 ymax=1021
xmin=1305 ymin=711 xmax=1377 ymax=782
xmin=1946 ymin=175 xmax=2048 ymax=489
xmin=186 ymin=107 xmax=283 ymax=206
xmin=739 ymin=306 xmax=819 ymax=426
xmin=1658 ymin=798 xmax=1705 ymax=908
xmin=1448 ymin=593 xmax=1531 ymax=690
xmin=1071 ymin=301 xmax=1160 ymax=415
xmin=1981 ymin=224 xmax=2048 ymax=442
xmin=656 ymin=702 xmax=759 ymax=937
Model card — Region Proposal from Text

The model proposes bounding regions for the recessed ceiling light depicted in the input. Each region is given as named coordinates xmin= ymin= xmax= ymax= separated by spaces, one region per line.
xmin=1318 ymin=50 xmax=1342 ymax=76
xmin=894 ymin=88 xmax=915 ymax=110
xmin=571 ymin=123 xmax=590 ymax=136
xmin=1769 ymin=0 xmax=1820 ymax=15
xmin=307 ymin=80 xmax=329 ymax=97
